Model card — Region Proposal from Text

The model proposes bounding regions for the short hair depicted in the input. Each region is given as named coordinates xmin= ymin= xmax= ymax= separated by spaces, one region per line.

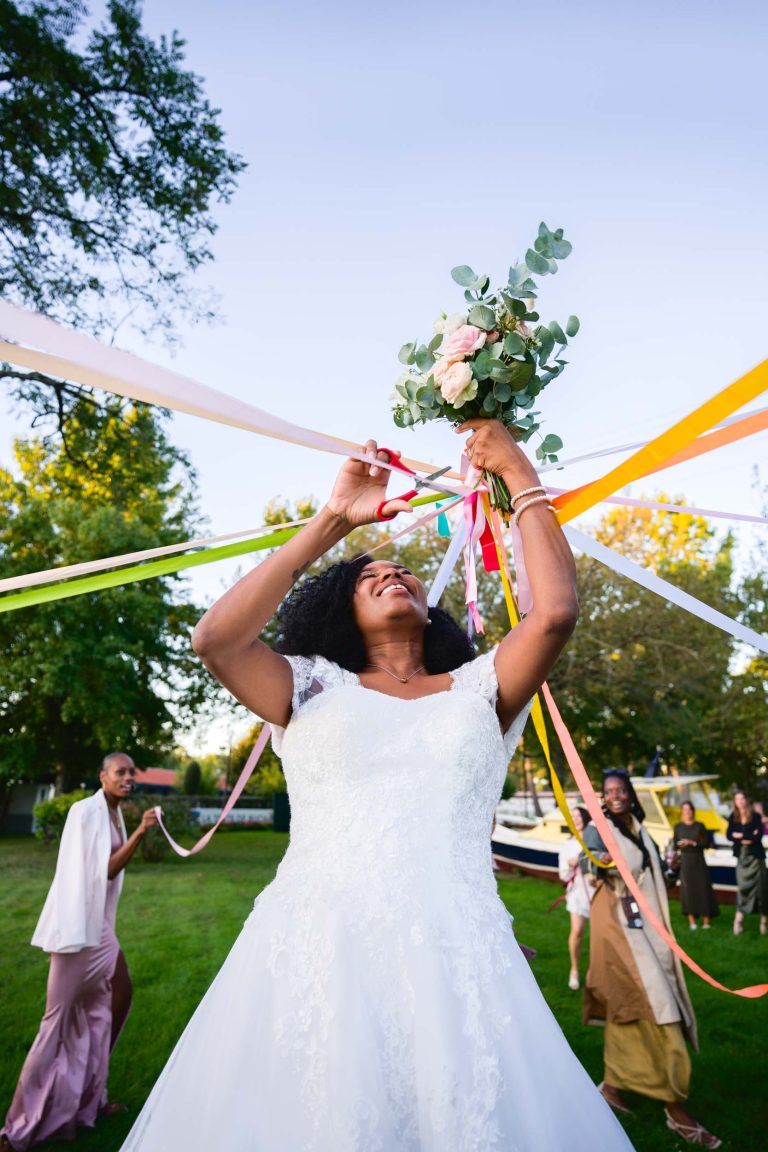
xmin=101 ymin=751 xmax=133 ymax=772
xmin=275 ymin=556 xmax=475 ymax=673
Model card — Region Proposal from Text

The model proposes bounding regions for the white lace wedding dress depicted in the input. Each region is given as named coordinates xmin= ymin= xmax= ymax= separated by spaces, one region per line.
xmin=121 ymin=649 xmax=633 ymax=1151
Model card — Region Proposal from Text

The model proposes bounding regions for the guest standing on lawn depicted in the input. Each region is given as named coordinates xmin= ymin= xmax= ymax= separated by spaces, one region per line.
xmin=1 ymin=754 xmax=158 ymax=1151
xmin=727 ymin=790 xmax=768 ymax=937
xmin=672 ymin=802 xmax=719 ymax=931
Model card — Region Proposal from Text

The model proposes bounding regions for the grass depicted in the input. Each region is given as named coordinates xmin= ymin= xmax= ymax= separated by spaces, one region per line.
xmin=0 ymin=831 xmax=765 ymax=1152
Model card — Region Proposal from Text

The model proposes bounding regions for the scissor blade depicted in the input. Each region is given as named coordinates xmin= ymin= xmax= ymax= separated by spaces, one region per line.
xmin=416 ymin=466 xmax=458 ymax=496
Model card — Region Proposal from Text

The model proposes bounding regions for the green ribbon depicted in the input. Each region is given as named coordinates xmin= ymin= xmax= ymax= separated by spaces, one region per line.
xmin=0 ymin=491 xmax=454 ymax=614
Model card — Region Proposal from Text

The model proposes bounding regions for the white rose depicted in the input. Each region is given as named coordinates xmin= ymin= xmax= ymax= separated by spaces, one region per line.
xmin=433 ymin=311 xmax=467 ymax=336
xmin=432 ymin=359 xmax=477 ymax=407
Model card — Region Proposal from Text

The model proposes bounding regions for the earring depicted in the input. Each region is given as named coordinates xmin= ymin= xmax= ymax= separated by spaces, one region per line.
xmin=425 ymin=618 xmax=432 ymax=626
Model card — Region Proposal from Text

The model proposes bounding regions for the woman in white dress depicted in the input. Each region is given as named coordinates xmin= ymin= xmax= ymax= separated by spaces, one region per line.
xmin=120 ymin=420 xmax=634 ymax=1151
xmin=557 ymin=806 xmax=595 ymax=991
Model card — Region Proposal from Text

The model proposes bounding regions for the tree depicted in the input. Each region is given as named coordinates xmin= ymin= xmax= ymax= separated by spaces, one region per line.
xmin=182 ymin=759 xmax=201 ymax=795
xmin=545 ymin=497 xmax=768 ymax=792
xmin=1 ymin=0 xmax=245 ymax=423
xmin=0 ymin=395 xmax=216 ymax=810
xmin=229 ymin=722 xmax=285 ymax=796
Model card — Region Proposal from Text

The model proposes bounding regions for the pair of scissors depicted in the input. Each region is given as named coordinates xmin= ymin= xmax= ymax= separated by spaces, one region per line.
xmin=375 ymin=455 xmax=453 ymax=522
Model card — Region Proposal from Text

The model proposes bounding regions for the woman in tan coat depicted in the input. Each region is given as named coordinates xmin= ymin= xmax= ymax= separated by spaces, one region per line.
xmin=582 ymin=770 xmax=720 ymax=1149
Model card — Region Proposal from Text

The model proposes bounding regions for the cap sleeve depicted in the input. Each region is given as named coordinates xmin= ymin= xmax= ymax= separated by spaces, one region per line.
xmin=449 ymin=647 xmax=532 ymax=756
xmin=270 ymin=654 xmax=355 ymax=756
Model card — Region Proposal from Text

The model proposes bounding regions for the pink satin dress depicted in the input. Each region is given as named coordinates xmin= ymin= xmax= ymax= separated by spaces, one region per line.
xmin=2 ymin=818 xmax=123 ymax=1149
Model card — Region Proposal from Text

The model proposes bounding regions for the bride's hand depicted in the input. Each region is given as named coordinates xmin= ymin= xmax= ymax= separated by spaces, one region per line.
xmin=326 ymin=440 xmax=414 ymax=527
xmin=457 ymin=419 xmax=540 ymax=489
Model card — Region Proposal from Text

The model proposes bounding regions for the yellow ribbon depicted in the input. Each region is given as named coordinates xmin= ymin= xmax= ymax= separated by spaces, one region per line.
xmin=484 ymin=499 xmax=609 ymax=868
xmin=553 ymin=358 xmax=768 ymax=523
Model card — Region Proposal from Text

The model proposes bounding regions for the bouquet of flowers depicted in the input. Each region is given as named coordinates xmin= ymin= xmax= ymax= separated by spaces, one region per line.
xmin=392 ymin=222 xmax=579 ymax=519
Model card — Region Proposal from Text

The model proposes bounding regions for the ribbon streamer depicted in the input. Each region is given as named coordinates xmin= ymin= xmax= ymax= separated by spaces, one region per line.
xmin=564 ymin=526 xmax=768 ymax=654
xmin=155 ymin=725 xmax=272 ymax=856
xmin=542 ymin=682 xmax=768 ymax=998
xmin=553 ymin=360 xmax=768 ymax=522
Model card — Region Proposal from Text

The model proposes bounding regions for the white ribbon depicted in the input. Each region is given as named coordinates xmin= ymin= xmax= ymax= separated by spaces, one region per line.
xmin=564 ymin=525 xmax=768 ymax=654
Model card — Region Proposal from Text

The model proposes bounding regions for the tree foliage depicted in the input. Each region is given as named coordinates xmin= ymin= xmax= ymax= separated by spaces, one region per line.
xmin=546 ymin=498 xmax=768 ymax=794
xmin=0 ymin=396 xmax=215 ymax=799
xmin=0 ymin=0 xmax=244 ymax=343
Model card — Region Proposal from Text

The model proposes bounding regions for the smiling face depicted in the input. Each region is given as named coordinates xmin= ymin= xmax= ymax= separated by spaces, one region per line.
xmin=681 ymin=801 xmax=695 ymax=823
xmin=602 ymin=775 xmax=631 ymax=821
xmin=352 ymin=561 xmax=429 ymax=637
xmin=100 ymin=753 xmax=138 ymax=807
xmin=571 ymin=807 xmax=585 ymax=834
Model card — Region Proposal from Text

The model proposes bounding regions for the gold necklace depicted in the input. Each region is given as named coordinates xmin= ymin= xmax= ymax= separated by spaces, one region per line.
xmin=366 ymin=663 xmax=425 ymax=684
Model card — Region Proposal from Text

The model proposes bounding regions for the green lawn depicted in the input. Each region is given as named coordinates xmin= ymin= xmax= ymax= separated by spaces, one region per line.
xmin=0 ymin=831 xmax=764 ymax=1151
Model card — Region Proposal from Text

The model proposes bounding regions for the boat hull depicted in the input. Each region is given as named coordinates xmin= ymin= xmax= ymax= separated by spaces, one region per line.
xmin=492 ymin=828 xmax=739 ymax=905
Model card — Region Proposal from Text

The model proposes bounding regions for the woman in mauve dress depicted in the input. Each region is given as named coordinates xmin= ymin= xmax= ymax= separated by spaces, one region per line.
xmin=1 ymin=753 xmax=158 ymax=1151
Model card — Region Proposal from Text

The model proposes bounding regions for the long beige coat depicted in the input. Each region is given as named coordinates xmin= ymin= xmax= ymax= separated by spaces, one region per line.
xmin=582 ymin=817 xmax=698 ymax=1051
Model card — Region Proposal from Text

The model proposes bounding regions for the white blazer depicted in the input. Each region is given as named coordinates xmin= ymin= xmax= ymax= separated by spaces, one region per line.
xmin=31 ymin=789 xmax=125 ymax=954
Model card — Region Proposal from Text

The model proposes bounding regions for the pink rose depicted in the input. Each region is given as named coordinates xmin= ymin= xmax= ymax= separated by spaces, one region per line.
xmin=432 ymin=359 xmax=477 ymax=407
xmin=485 ymin=329 xmax=500 ymax=344
xmin=440 ymin=324 xmax=487 ymax=361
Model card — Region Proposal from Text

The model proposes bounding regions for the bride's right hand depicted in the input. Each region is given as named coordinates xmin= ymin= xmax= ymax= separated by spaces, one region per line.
xmin=325 ymin=439 xmax=414 ymax=527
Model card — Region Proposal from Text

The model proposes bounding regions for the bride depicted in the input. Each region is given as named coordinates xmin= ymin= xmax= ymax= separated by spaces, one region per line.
xmin=121 ymin=420 xmax=634 ymax=1151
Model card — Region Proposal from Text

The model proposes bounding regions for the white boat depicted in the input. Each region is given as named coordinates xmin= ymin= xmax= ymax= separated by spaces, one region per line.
xmin=492 ymin=774 xmax=740 ymax=904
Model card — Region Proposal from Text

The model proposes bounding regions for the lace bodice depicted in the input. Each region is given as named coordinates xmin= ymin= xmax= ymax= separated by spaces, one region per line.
xmin=270 ymin=648 xmax=529 ymax=903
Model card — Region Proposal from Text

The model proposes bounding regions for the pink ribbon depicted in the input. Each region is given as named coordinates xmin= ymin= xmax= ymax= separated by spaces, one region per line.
xmin=541 ymin=682 xmax=768 ymax=998
xmin=154 ymin=724 xmax=272 ymax=856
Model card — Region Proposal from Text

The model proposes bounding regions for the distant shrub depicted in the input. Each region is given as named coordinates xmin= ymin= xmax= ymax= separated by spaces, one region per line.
xmin=33 ymin=790 xmax=91 ymax=843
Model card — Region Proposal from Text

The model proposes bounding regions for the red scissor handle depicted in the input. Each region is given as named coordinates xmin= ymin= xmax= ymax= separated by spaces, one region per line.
xmin=373 ymin=447 xmax=416 ymax=521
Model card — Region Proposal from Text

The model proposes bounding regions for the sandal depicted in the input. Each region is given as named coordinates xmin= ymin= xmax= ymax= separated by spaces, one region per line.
xmin=598 ymin=1082 xmax=633 ymax=1115
xmin=664 ymin=1107 xmax=722 ymax=1148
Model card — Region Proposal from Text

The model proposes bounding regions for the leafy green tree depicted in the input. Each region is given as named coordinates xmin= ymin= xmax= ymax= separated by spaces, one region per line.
xmin=0 ymin=0 xmax=245 ymax=430
xmin=545 ymin=497 xmax=768 ymax=792
xmin=0 ymin=396 xmax=215 ymax=812
xmin=182 ymin=759 xmax=201 ymax=795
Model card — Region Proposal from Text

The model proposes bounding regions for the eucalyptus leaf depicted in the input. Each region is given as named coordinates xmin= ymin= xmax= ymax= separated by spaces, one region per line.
xmin=414 ymin=345 xmax=434 ymax=372
xmin=428 ymin=333 xmax=443 ymax=353
xmin=408 ymin=401 xmax=422 ymax=423
xmin=541 ymin=433 xmax=564 ymax=453
xmin=490 ymin=365 xmax=514 ymax=384
xmin=503 ymin=332 xmax=526 ymax=356
xmin=395 ymin=383 xmax=408 ymax=399
xmin=467 ymin=304 xmax=496 ymax=330
xmin=566 ymin=314 xmax=580 ymax=337
xmin=548 ymin=320 xmax=567 ymax=345
xmin=405 ymin=380 xmax=419 ymax=401
xmin=536 ymin=326 xmax=555 ymax=364
xmin=525 ymin=248 xmax=550 ymax=276
xmin=506 ymin=360 xmax=534 ymax=387
xmin=482 ymin=392 xmax=497 ymax=414
xmin=451 ymin=265 xmax=478 ymax=287
xmin=398 ymin=341 xmax=417 ymax=365
xmin=493 ymin=382 xmax=512 ymax=402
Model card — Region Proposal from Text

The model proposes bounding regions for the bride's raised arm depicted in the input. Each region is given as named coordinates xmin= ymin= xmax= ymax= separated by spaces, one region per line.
xmin=458 ymin=420 xmax=578 ymax=731
xmin=191 ymin=441 xmax=413 ymax=726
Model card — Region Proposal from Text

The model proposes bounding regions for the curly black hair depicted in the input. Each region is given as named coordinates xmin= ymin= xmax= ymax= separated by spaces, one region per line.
xmin=275 ymin=555 xmax=475 ymax=674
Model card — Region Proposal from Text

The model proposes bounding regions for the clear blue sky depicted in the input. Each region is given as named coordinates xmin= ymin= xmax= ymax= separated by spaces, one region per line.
xmin=3 ymin=0 xmax=767 ymax=751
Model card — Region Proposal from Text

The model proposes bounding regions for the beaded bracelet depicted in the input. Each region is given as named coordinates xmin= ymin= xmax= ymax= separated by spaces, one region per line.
xmin=509 ymin=485 xmax=546 ymax=506
xmin=514 ymin=494 xmax=556 ymax=526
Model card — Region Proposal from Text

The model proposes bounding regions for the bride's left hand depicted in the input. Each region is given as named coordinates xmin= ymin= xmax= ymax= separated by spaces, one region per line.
xmin=457 ymin=419 xmax=540 ymax=488
xmin=326 ymin=439 xmax=414 ymax=527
